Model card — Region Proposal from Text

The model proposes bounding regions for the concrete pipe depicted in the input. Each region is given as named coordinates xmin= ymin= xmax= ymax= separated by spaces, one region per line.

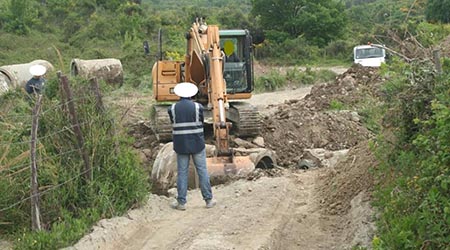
xmin=151 ymin=142 xmax=277 ymax=194
xmin=0 ymin=74 xmax=10 ymax=94
xmin=70 ymin=58 xmax=124 ymax=86
xmin=0 ymin=60 xmax=54 ymax=94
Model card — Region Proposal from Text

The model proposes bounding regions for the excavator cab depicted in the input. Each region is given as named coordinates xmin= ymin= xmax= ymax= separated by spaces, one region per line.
xmin=219 ymin=30 xmax=254 ymax=97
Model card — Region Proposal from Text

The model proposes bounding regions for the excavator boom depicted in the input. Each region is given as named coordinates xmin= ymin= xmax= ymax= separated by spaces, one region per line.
xmin=184 ymin=21 xmax=232 ymax=156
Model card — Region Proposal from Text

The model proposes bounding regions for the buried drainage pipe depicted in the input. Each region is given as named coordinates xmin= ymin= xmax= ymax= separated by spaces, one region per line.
xmin=151 ymin=142 xmax=276 ymax=194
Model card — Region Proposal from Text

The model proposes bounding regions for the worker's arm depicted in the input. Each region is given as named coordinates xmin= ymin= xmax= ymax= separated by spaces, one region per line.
xmin=199 ymin=104 xmax=204 ymax=123
xmin=167 ymin=105 xmax=174 ymax=123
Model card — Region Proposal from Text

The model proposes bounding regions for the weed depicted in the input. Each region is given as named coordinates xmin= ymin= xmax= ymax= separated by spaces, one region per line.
xmin=329 ymin=99 xmax=346 ymax=110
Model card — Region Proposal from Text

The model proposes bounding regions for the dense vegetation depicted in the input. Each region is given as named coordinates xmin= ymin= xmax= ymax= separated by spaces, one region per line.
xmin=0 ymin=0 xmax=449 ymax=249
xmin=372 ymin=58 xmax=450 ymax=250
xmin=0 ymin=78 xmax=149 ymax=249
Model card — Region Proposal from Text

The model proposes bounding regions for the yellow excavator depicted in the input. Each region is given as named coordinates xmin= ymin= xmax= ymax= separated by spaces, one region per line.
xmin=150 ymin=18 xmax=275 ymax=192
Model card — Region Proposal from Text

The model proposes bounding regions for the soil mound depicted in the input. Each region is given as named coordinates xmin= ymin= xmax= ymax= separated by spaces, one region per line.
xmin=261 ymin=64 xmax=383 ymax=167
xmin=259 ymin=63 xmax=386 ymax=221
xmin=317 ymin=140 xmax=377 ymax=215
xmin=262 ymin=108 xmax=371 ymax=166
xmin=304 ymin=64 xmax=384 ymax=111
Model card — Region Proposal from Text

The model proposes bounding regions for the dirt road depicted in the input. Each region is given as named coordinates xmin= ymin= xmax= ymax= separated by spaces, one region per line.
xmin=66 ymin=170 xmax=359 ymax=250
xmin=67 ymin=68 xmax=377 ymax=250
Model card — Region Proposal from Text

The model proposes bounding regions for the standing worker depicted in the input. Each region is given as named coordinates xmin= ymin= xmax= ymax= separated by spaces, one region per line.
xmin=168 ymin=82 xmax=216 ymax=210
xmin=25 ymin=64 xmax=47 ymax=94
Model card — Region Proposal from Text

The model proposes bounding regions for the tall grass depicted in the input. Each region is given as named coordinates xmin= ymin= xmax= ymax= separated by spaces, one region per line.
xmin=0 ymin=76 xmax=149 ymax=249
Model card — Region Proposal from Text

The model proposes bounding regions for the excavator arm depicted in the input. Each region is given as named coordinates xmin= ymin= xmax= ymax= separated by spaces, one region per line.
xmin=184 ymin=18 xmax=232 ymax=156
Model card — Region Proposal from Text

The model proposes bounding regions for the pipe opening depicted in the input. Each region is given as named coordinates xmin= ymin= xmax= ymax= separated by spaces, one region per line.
xmin=255 ymin=156 xmax=274 ymax=169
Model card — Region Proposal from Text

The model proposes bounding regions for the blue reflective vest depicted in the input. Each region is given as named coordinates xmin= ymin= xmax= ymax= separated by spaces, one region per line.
xmin=168 ymin=98 xmax=205 ymax=154
xmin=25 ymin=77 xmax=45 ymax=94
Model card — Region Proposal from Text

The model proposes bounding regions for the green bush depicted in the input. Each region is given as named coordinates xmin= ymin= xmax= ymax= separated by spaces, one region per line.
xmin=329 ymin=99 xmax=346 ymax=110
xmin=324 ymin=39 xmax=354 ymax=61
xmin=14 ymin=209 xmax=99 ymax=250
xmin=255 ymin=36 xmax=321 ymax=64
xmin=254 ymin=69 xmax=285 ymax=92
xmin=373 ymin=60 xmax=450 ymax=249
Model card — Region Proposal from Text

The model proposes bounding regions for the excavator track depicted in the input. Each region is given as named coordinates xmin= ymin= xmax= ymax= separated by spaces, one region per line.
xmin=151 ymin=102 xmax=261 ymax=142
xmin=227 ymin=102 xmax=262 ymax=137
xmin=151 ymin=105 xmax=173 ymax=142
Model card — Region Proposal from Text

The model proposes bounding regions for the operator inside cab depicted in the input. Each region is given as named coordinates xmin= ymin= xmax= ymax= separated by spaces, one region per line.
xmin=223 ymin=40 xmax=240 ymax=62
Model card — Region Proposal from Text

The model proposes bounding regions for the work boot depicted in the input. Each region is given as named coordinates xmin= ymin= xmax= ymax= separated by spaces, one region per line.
xmin=205 ymin=199 xmax=216 ymax=209
xmin=171 ymin=201 xmax=186 ymax=211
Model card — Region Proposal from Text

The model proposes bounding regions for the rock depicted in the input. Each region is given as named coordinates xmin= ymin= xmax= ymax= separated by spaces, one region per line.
xmin=139 ymin=151 xmax=147 ymax=162
xmin=167 ymin=188 xmax=177 ymax=197
xmin=234 ymin=138 xmax=257 ymax=148
xmin=142 ymin=149 xmax=152 ymax=158
xmin=252 ymin=136 xmax=265 ymax=147
xmin=296 ymin=159 xmax=316 ymax=169
xmin=133 ymin=141 xmax=143 ymax=148
xmin=324 ymin=152 xmax=334 ymax=159
xmin=350 ymin=111 xmax=360 ymax=122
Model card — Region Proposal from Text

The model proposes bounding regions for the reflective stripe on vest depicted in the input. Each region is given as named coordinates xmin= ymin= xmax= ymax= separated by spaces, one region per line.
xmin=172 ymin=102 xmax=203 ymax=135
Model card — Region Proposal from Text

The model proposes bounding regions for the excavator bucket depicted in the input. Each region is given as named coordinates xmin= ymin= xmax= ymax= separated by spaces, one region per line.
xmin=151 ymin=142 xmax=276 ymax=194
xmin=206 ymin=155 xmax=255 ymax=185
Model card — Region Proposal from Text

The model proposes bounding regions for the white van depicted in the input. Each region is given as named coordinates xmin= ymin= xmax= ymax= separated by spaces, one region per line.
xmin=353 ymin=44 xmax=386 ymax=67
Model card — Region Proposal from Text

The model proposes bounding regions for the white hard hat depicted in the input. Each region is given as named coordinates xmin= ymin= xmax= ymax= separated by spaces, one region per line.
xmin=29 ymin=64 xmax=47 ymax=76
xmin=174 ymin=82 xmax=198 ymax=98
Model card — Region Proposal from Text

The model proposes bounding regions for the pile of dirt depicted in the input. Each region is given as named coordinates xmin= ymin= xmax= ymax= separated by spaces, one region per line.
xmin=127 ymin=120 xmax=161 ymax=169
xmin=316 ymin=140 xmax=377 ymax=215
xmin=260 ymin=64 xmax=383 ymax=219
xmin=261 ymin=64 xmax=383 ymax=167
xmin=262 ymin=108 xmax=371 ymax=166
xmin=303 ymin=64 xmax=384 ymax=111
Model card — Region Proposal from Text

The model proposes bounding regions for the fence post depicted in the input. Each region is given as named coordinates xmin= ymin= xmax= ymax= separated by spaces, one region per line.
xmin=433 ymin=49 xmax=442 ymax=75
xmin=57 ymin=71 xmax=68 ymax=113
xmin=30 ymin=94 xmax=43 ymax=231
xmin=89 ymin=77 xmax=120 ymax=154
xmin=59 ymin=75 xmax=92 ymax=182
xmin=89 ymin=77 xmax=106 ymax=113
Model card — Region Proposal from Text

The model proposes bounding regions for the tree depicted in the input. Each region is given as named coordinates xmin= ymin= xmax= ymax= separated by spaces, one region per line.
xmin=426 ymin=0 xmax=450 ymax=23
xmin=216 ymin=6 xmax=251 ymax=29
xmin=251 ymin=0 xmax=347 ymax=47
xmin=0 ymin=0 xmax=38 ymax=35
